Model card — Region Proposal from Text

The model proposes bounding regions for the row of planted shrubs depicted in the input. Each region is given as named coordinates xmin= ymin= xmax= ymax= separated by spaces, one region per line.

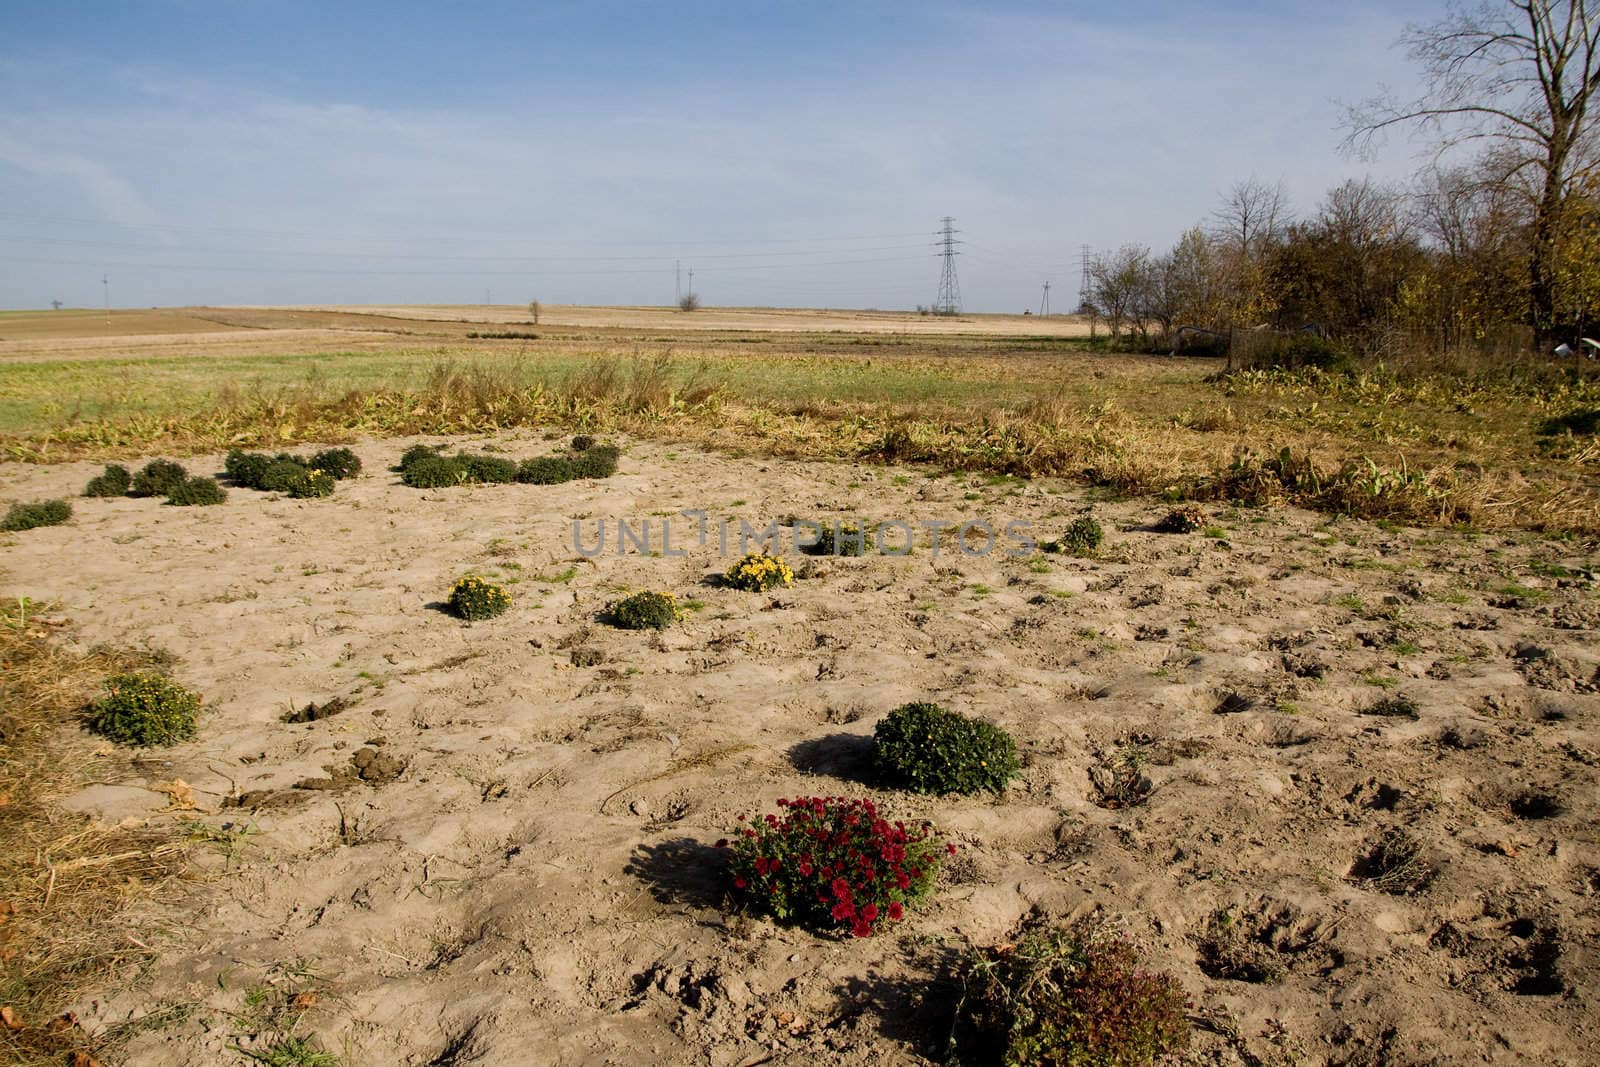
xmin=84 ymin=459 xmax=227 ymax=507
xmin=399 ymin=436 xmax=618 ymax=488
xmin=224 ymin=447 xmax=361 ymax=498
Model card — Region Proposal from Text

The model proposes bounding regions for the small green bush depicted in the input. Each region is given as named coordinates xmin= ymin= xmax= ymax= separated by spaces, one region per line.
xmin=83 ymin=464 xmax=132 ymax=497
xmin=403 ymin=455 xmax=470 ymax=488
xmin=806 ymin=522 xmax=871 ymax=556
xmin=286 ymin=468 xmax=337 ymax=498
xmin=129 ymin=460 xmax=187 ymax=498
xmin=571 ymin=444 xmax=619 ymax=478
xmin=224 ymin=449 xmax=271 ymax=489
xmin=571 ymin=434 xmax=596 ymax=452
xmin=310 ymin=447 xmax=362 ymax=479
xmin=956 ymin=922 xmax=1190 ymax=1067
xmin=86 ymin=673 xmax=201 ymax=746
xmin=1 ymin=499 xmax=72 ymax=532
xmin=516 ymin=445 xmax=620 ymax=485
xmin=447 ymin=575 xmax=512 ymax=621
xmin=1045 ymin=516 xmax=1104 ymax=556
xmin=609 ymin=591 xmax=680 ymax=630
xmin=252 ymin=458 xmax=301 ymax=493
xmin=165 ymin=476 xmax=227 ymax=507
xmin=1243 ymin=333 xmax=1355 ymax=373
xmin=398 ymin=443 xmax=444 ymax=471
xmin=463 ymin=454 xmax=518 ymax=484
xmin=1155 ymin=504 xmax=1205 ymax=534
xmin=874 ymin=701 xmax=1020 ymax=795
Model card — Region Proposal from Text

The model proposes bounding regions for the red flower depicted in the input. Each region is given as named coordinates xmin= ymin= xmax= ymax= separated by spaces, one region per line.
xmin=734 ymin=876 xmax=748 ymax=890
xmin=887 ymin=901 xmax=903 ymax=921
xmin=851 ymin=919 xmax=873 ymax=938
xmin=832 ymin=900 xmax=856 ymax=921
xmin=859 ymin=903 xmax=879 ymax=922
xmin=896 ymin=871 xmax=911 ymax=890
xmin=798 ymin=859 xmax=814 ymax=876
xmin=946 ymin=843 xmax=957 ymax=855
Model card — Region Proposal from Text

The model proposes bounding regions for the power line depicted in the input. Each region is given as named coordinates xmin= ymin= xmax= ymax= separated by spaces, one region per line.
xmin=934 ymin=216 xmax=962 ymax=315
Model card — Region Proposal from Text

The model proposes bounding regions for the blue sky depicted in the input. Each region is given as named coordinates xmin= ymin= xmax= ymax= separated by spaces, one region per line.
xmin=0 ymin=1 xmax=1439 ymax=312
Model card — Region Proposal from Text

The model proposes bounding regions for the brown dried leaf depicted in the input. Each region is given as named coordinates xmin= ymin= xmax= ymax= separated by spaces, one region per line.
xmin=1 ymin=1005 xmax=23 ymax=1030
xmin=153 ymin=778 xmax=197 ymax=810
xmin=289 ymin=991 xmax=318 ymax=1011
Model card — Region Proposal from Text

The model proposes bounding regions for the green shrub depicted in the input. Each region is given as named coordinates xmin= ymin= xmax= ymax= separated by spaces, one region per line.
xmin=447 ymin=575 xmax=512 ymax=621
xmin=286 ymin=468 xmax=337 ymax=498
xmin=874 ymin=701 xmax=1020 ymax=795
xmin=516 ymin=445 xmax=620 ymax=485
xmin=1241 ymin=332 xmax=1355 ymax=374
xmin=1044 ymin=515 xmax=1104 ymax=556
xmin=398 ymin=443 xmax=444 ymax=471
xmin=83 ymin=464 xmax=132 ymax=497
xmin=806 ymin=522 xmax=871 ymax=556
xmin=956 ymin=922 xmax=1190 ymax=1067
xmin=571 ymin=434 xmax=596 ymax=451
xmin=463 ymin=454 xmax=518 ymax=484
xmin=723 ymin=796 xmax=946 ymax=937
xmin=609 ymin=591 xmax=680 ymax=630
xmin=1 ymin=499 xmax=71 ymax=531
xmin=571 ymin=444 xmax=620 ymax=478
xmin=310 ymin=447 xmax=362 ymax=479
xmin=86 ymin=673 xmax=201 ymax=746
xmin=402 ymin=455 xmax=470 ymax=488
xmin=165 ymin=476 xmax=227 ymax=507
xmin=1155 ymin=504 xmax=1205 ymax=534
xmin=516 ymin=455 xmax=575 ymax=484
xmin=224 ymin=449 xmax=271 ymax=488
xmin=129 ymin=460 xmax=187 ymax=498
xmin=251 ymin=458 xmax=302 ymax=493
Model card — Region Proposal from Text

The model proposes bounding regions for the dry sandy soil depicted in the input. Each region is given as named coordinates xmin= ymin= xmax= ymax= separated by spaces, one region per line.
xmin=3 ymin=435 xmax=1598 ymax=1066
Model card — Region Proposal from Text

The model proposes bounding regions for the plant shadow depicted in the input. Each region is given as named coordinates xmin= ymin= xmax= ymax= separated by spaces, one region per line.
xmin=625 ymin=837 xmax=729 ymax=910
xmin=832 ymin=954 xmax=966 ymax=1062
xmin=787 ymin=732 xmax=876 ymax=785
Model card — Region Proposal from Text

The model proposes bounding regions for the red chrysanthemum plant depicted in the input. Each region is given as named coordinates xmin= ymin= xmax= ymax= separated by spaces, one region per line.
xmin=719 ymin=796 xmax=951 ymax=937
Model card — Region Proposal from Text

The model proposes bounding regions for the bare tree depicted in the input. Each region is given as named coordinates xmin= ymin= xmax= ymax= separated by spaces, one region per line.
xmin=528 ymin=299 xmax=541 ymax=325
xmin=1346 ymin=0 xmax=1600 ymax=343
xmin=1209 ymin=177 xmax=1292 ymax=254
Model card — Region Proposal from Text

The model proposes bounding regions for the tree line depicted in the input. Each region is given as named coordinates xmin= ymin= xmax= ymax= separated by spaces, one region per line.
xmin=1082 ymin=1 xmax=1600 ymax=362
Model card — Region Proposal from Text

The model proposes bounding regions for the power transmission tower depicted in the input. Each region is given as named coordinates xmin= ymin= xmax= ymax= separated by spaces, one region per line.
xmin=934 ymin=216 xmax=962 ymax=315
xmin=1039 ymin=281 xmax=1051 ymax=317
xmin=1077 ymin=245 xmax=1093 ymax=313
xmin=675 ymin=260 xmax=681 ymax=304
xmin=102 ymin=275 xmax=110 ymax=325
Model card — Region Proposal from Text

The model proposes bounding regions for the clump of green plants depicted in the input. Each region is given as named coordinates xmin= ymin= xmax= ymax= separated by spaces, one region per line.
xmin=165 ymin=476 xmax=227 ymax=507
xmin=1537 ymin=408 xmax=1599 ymax=436
xmin=1348 ymin=827 xmax=1435 ymax=895
xmin=1 ymin=499 xmax=71 ymax=531
xmin=286 ymin=468 xmax=336 ymax=498
xmin=309 ymin=447 xmax=362 ymax=479
xmin=516 ymin=444 xmax=621 ymax=484
xmin=805 ymin=521 xmax=872 ymax=556
xmin=1043 ymin=515 xmax=1105 ymax=556
xmin=401 ymin=453 xmax=469 ymax=488
xmin=955 ymin=921 xmax=1191 ymax=1066
xmin=464 ymin=454 xmax=518 ymax=484
xmin=83 ymin=463 xmax=132 ymax=497
xmin=608 ymin=590 xmax=681 ymax=630
xmin=1363 ymin=694 xmax=1420 ymax=720
xmin=228 ymin=449 xmax=361 ymax=494
xmin=873 ymin=701 xmax=1019 ymax=795
xmin=447 ymin=575 xmax=512 ymax=621
xmin=571 ymin=434 xmax=596 ymax=451
xmin=129 ymin=459 xmax=188 ymax=498
xmin=723 ymin=551 xmax=795 ymax=592
xmin=722 ymin=795 xmax=947 ymax=938
xmin=1155 ymin=504 xmax=1206 ymax=534
xmin=86 ymin=673 xmax=201 ymax=746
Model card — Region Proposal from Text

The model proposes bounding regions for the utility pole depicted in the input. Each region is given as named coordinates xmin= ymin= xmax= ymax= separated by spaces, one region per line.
xmin=687 ymin=268 xmax=694 ymax=296
xmin=675 ymin=260 xmax=681 ymax=304
xmin=102 ymin=275 xmax=110 ymax=325
xmin=485 ymin=288 xmax=492 ymax=306
xmin=934 ymin=216 xmax=962 ymax=315
xmin=1039 ymin=281 xmax=1051 ymax=317
xmin=1077 ymin=245 xmax=1093 ymax=313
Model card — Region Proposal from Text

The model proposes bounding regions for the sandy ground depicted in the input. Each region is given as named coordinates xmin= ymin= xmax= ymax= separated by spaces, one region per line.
xmin=2 ymin=437 xmax=1598 ymax=1066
